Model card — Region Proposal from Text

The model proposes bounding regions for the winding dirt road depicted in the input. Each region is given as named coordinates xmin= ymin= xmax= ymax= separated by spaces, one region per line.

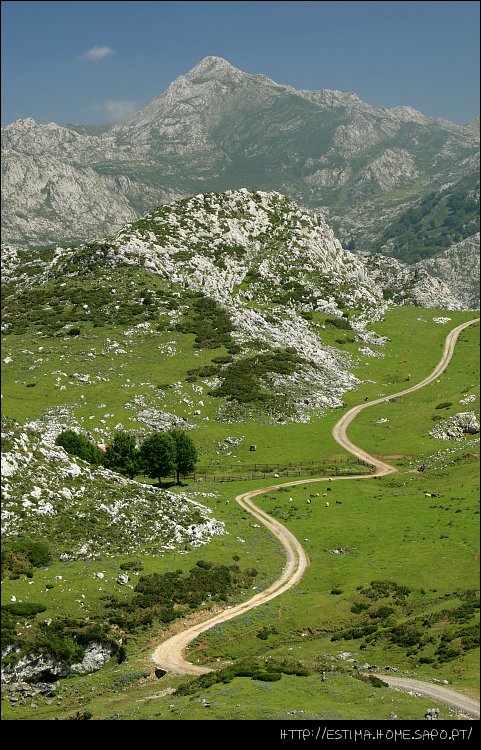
xmin=153 ymin=318 xmax=479 ymax=717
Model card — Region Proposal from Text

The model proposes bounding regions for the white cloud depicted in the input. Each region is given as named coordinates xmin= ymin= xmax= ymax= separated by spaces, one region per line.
xmin=80 ymin=46 xmax=115 ymax=61
xmin=93 ymin=100 xmax=138 ymax=121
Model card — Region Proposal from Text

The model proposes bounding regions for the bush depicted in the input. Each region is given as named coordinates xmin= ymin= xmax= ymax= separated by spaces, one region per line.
xmin=325 ymin=317 xmax=351 ymax=330
xmin=252 ymin=671 xmax=282 ymax=682
xmin=390 ymin=623 xmax=423 ymax=647
xmin=2 ymin=538 xmax=52 ymax=578
xmin=175 ymin=657 xmax=308 ymax=695
xmin=176 ymin=296 xmax=234 ymax=350
xmin=368 ymin=675 xmax=388 ymax=688
xmin=1 ymin=602 xmax=47 ymax=617
xmin=195 ymin=560 xmax=214 ymax=570
xmin=119 ymin=560 xmax=144 ymax=571
xmin=106 ymin=563 xmax=257 ymax=631
xmin=211 ymin=349 xmax=304 ymax=403
xmin=67 ymin=711 xmax=93 ymax=720
xmin=368 ymin=606 xmax=394 ymax=619
xmin=435 ymin=402 xmax=453 ymax=410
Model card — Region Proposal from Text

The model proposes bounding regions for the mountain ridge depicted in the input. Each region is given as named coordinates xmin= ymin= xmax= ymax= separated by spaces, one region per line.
xmin=2 ymin=56 xmax=478 ymax=255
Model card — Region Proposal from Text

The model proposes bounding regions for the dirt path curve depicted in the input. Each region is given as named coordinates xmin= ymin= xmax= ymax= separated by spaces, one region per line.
xmin=371 ymin=674 xmax=480 ymax=719
xmin=152 ymin=318 xmax=479 ymax=714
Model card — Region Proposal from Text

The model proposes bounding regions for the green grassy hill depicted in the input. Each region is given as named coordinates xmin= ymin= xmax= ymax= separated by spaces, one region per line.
xmin=1 ymin=190 xmax=478 ymax=720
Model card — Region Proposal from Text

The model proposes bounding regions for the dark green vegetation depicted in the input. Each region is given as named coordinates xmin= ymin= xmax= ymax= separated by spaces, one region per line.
xmin=331 ymin=581 xmax=479 ymax=668
xmin=372 ymin=171 xmax=480 ymax=263
xmin=175 ymin=657 xmax=310 ymax=695
xmin=2 ymin=539 xmax=52 ymax=580
xmin=104 ymin=431 xmax=139 ymax=479
xmin=1 ymin=560 xmax=257 ymax=675
xmin=56 ymin=430 xmax=105 ymax=465
xmin=211 ymin=349 xmax=304 ymax=404
xmin=176 ymin=296 xmax=238 ymax=353
xmin=138 ymin=432 xmax=176 ymax=486
xmin=55 ymin=428 xmax=198 ymax=484
xmin=1 ymin=612 xmax=119 ymax=666
xmin=1 ymin=262 xmax=185 ymax=335
xmin=169 ymin=429 xmax=198 ymax=484
xmin=103 ymin=561 xmax=257 ymax=631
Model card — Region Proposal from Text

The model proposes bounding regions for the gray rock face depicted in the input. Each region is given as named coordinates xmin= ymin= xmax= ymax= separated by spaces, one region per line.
xmin=1 ymin=641 xmax=116 ymax=684
xmin=416 ymin=234 xmax=480 ymax=309
xmin=2 ymin=56 xmax=478 ymax=252
xmin=70 ymin=642 xmax=117 ymax=675
xmin=429 ymin=411 xmax=480 ymax=441
xmin=358 ymin=252 xmax=465 ymax=310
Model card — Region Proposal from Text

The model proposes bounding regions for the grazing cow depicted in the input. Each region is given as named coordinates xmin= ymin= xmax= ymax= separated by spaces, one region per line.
xmin=307 ymin=499 xmax=311 ymax=504
xmin=336 ymin=500 xmax=342 ymax=505
xmin=325 ymin=501 xmax=330 ymax=507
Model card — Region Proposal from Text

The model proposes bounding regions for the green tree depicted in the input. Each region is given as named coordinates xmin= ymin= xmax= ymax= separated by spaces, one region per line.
xmin=168 ymin=429 xmax=198 ymax=483
xmin=139 ymin=432 xmax=176 ymax=486
xmin=104 ymin=431 xmax=139 ymax=479
xmin=55 ymin=430 xmax=104 ymax=465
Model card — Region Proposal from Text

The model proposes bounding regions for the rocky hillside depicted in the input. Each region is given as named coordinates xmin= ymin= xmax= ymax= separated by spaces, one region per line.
xmin=1 ymin=191 xmax=384 ymax=427
xmin=2 ymin=56 xmax=478 ymax=255
xmin=359 ymin=252 xmax=466 ymax=311
xmin=1 ymin=415 xmax=225 ymax=556
xmin=2 ymin=189 xmax=470 ymax=451
xmin=416 ymin=233 xmax=480 ymax=310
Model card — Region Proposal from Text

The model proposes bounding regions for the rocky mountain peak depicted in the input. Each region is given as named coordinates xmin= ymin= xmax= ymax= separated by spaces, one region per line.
xmin=2 ymin=58 xmax=479 ymax=252
xmin=185 ymin=55 xmax=245 ymax=81
xmin=3 ymin=116 xmax=37 ymax=131
xmin=464 ymin=116 xmax=480 ymax=134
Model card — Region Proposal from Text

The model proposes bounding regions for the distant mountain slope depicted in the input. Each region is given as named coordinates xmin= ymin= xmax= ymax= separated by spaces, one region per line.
xmin=369 ymin=171 xmax=480 ymax=263
xmin=2 ymin=56 xmax=479 ymax=254
xmin=416 ymin=233 xmax=480 ymax=310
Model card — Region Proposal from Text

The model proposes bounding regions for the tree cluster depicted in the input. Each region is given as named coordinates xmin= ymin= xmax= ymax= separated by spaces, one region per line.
xmin=55 ymin=428 xmax=198 ymax=485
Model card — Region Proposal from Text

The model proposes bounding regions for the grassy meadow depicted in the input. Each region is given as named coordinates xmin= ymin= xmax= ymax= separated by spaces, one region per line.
xmin=1 ymin=306 xmax=479 ymax=720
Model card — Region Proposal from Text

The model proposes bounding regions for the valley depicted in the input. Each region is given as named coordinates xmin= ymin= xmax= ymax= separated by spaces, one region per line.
xmin=2 ymin=292 xmax=478 ymax=719
xmin=1 ymin=53 xmax=479 ymax=723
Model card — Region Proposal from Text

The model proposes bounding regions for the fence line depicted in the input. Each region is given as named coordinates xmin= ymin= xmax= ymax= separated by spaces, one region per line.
xmin=184 ymin=463 xmax=372 ymax=483
xmin=193 ymin=457 xmax=375 ymax=473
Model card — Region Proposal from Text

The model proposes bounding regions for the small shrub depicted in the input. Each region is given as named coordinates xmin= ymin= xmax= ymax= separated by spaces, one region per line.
xmin=252 ymin=671 xmax=281 ymax=682
xmin=435 ymin=402 xmax=453 ymax=410
xmin=2 ymin=602 xmax=47 ymax=617
xmin=195 ymin=560 xmax=214 ymax=570
xmin=368 ymin=675 xmax=388 ymax=688
xmin=119 ymin=560 xmax=144 ymax=572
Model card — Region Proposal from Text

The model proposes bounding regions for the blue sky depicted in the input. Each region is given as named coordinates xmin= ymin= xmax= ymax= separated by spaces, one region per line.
xmin=1 ymin=1 xmax=479 ymax=126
